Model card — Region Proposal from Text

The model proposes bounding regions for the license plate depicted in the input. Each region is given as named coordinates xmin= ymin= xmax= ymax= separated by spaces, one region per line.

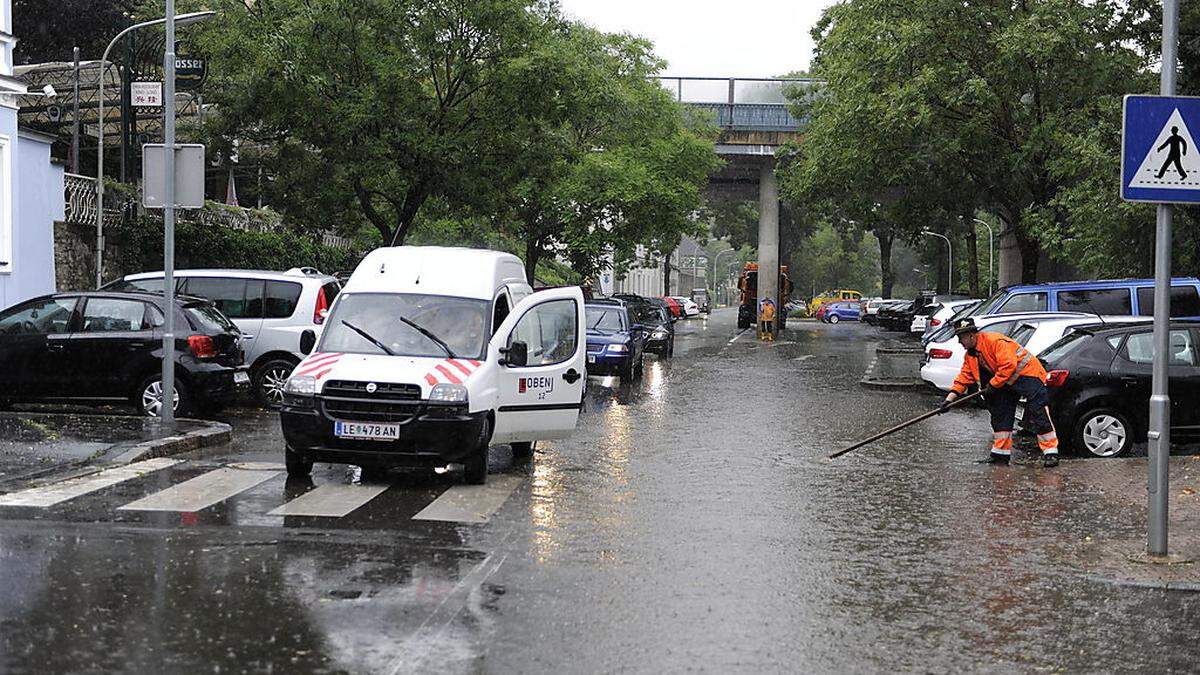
xmin=334 ymin=421 xmax=400 ymax=441
xmin=234 ymin=371 xmax=250 ymax=385
xmin=1015 ymin=407 xmax=1025 ymax=421
xmin=587 ymin=355 xmax=596 ymax=363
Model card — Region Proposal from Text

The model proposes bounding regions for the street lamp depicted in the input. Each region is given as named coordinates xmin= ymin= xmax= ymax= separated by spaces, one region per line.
xmin=94 ymin=11 xmax=215 ymax=289
xmin=973 ymin=217 xmax=995 ymax=296
xmin=921 ymin=230 xmax=953 ymax=293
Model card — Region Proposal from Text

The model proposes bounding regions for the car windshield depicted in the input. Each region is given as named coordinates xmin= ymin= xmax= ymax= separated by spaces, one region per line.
xmin=185 ymin=303 xmax=237 ymax=333
xmin=971 ymin=289 xmax=1009 ymax=316
xmin=319 ymin=292 xmax=489 ymax=359
xmin=586 ymin=306 xmax=625 ymax=332
xmin=1040 ymin=331 xmax=1092 ymax=363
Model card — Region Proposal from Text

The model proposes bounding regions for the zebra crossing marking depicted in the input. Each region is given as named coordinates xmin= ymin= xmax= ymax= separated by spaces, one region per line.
xmin=411 ymin=474 xmax=522 ymax=523
xmin=0 ymin=458 xmax=180 ymax=508
xmin=117 ymin=466 xmax=281 ymax=513
xmin=267 ymin=483 xmax=389 ymax=518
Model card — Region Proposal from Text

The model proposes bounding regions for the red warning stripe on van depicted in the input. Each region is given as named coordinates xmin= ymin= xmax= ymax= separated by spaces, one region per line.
xmin=424 ymin=358 xmax=482 ymax=386
xmin=295 ymin=352 xmax=343 ymax=377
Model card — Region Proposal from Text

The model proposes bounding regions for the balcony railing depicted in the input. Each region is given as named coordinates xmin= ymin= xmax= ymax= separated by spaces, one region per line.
xmin=654 ymin=77 xmax=818 ymax=132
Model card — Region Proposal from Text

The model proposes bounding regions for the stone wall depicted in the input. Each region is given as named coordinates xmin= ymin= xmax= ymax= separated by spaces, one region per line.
xmin=53 ymin=220 xmax=127 ymax=291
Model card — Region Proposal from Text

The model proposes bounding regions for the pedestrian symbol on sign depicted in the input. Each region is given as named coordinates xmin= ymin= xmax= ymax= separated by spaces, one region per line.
xmin=1127 ymin=108 xmax=1200 ymax=190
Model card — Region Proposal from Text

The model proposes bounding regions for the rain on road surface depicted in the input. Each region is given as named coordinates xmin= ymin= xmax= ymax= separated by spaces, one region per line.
xmin=1 ymin=308 xmax=1199 ymax=673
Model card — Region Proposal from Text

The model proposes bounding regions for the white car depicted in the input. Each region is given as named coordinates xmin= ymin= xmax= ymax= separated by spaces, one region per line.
xmin=917 ymin=299 xmax=979 ymax=338
xmin=106 ymin=268 xmax=342 ymax=406
xmin=920 ymin=312 xmax=1145 ymax=391
xmin=672 ymin=296 xmax=701 ymax=317
xmin=279 ymin=246 xmax=586 ymax=484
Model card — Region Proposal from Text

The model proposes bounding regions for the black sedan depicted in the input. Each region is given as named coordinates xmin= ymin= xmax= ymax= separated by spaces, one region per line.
xmin=0 ymin=291 xmax=245 ymax=417
xmin=1040 ymin=321 xmax=1200 ymax=457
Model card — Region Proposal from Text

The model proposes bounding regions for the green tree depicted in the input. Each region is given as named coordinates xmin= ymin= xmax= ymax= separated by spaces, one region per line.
xmin=14 ymin=0 xmax=138 ymax=64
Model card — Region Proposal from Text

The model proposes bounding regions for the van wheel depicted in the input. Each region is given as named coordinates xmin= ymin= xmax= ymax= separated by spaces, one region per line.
xmin=285 ymin=447 xmax=312 ymax=477
xmin=464 ymin=418 xmax=490 ymax=485
xmin=253 ymin=358 xmax=298 ymax=408
xmin=511 ymin=441 xmax=535 ymax=459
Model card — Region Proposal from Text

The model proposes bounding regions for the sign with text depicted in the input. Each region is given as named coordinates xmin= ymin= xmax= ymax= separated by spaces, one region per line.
xmin=131 ymin=81 xmax=162 ymax=107
xmin=142 ymin=144 xmax=206 ymax=209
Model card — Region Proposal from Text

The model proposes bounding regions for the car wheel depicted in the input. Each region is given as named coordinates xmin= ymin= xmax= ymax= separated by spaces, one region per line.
xmin=635 ymin=353 xmax=645 ymax=377
xmin=253 ymin=358 xmax=298 ymax=408
xmin=620 ymin=358 xmax=636 ymax=383
xmin=511 ymin=441 xmax=535 ymax=459
xmin=1073 ymin=408 xmax=1133 ymax=458
xmin=667 ymin=339 xmax=675 ymax=357
xmin=285 ymin=446 xmax=313 ymax=477
xmin=829 ymin=314 xmax=840 ymax=324
xmin=136 ymin=374 xmax=190 ymax=418
xmin=463 ymin=417 xmax=490 ymax=485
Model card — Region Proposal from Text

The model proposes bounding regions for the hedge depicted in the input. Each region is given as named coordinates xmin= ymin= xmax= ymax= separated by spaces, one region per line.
xmin=111 ymin=217 xmax=362 ymax=276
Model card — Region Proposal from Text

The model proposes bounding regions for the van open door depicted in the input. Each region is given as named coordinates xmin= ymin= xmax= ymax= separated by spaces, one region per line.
xmin=490 ymin=287 xmax=586 ymax=443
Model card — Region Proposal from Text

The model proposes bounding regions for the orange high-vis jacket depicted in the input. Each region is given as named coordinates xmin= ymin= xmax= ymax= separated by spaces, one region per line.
xmin=951 ymin=331 xmax=1048 ymax=395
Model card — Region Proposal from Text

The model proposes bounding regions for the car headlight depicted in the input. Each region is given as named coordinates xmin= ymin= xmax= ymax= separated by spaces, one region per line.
xmin=429 ymin=383 xmax=468 ymax=403
xmin=284 ymin=375 xmax=317 ymax=396
xmin=606 ymin=343 xmax=628 ymax=353
xmin=653 ymin=329 xmax=668 ymax=338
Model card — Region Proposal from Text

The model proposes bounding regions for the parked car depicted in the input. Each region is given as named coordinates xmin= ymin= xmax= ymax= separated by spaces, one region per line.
xmin=918 ymin=312 xmax=1147 ymax=391
xmin=280 ymin=246 xmax=583 ymax=484
xmin=809 ymin=289 xmax=863 ymax=317
xmin=104 ymin=268 xmax=342 ymax=407
xmin=690 ymin=288 xmax=711 ymax=314
xmin=671 ymin=296 xmax=701 ymax=318
xmin=1041 ymin=321 xmax=1200 ymax=457
xmin=661 ymin=296 xmax=684 ymax=319
xmin=914 ymin=299 xmax=979 ymax=336
xmin=0 ymin=291 xmax=244 ymax=416
xmin=969 ymin=277 xmax=1200 ymax=319
xmin=641 ymin=305 xmax=675 ymax=356
xmin=822 ymin=301 xmax=862 ymax=324
xmin=585 ymin=299 xmax=645 ymax=380
xmin=922 ymin=300 xmax=982 ymax=344
xmin=876 ymin=300 xmax=915 ymax=331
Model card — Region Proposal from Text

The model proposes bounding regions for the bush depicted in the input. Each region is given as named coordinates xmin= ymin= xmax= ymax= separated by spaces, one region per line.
xmin=111 ymin=217 xmax=362 ymax=276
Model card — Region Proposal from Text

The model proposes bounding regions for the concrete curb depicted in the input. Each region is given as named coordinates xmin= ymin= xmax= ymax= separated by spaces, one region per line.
xmin=1082 ymin=574 xmax=1200 ymax=593
xmin=859 ymin=377 xmax=929 ymax=391
xmin=111 ymin=420 xmax=233 ymax=464
xmin=876 ymin=347 xmax=924 ymax=355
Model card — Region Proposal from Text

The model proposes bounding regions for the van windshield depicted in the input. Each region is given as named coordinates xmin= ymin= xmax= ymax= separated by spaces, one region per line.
xmin=320 ymin=292 xmax=490 ymax=359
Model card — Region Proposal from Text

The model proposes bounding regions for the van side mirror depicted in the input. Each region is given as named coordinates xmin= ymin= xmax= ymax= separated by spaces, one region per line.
xmin=501 ymin=340 xmax=528 ymax=367
xmin=299 ymin=329 xmax=316 ymax=355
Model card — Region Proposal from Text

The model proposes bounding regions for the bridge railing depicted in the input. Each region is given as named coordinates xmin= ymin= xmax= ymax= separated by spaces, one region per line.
xmin=654 ymin=77 xmax=819 ymax=131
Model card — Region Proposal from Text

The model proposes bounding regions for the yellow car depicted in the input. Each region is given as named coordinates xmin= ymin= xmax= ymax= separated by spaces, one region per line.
xmin=808 ymin=289 xmax=863 ymax=316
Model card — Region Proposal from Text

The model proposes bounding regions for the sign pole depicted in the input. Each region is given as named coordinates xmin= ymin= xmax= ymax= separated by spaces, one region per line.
xmin=1148 ymin=0 xmax=1179 ymax=557
xmin=161 ymin=1 xmax=177 ymax=429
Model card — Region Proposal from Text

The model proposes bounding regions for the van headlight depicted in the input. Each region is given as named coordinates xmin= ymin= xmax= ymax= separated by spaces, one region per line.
xmin=429 ymin=383 xmax=468 ymax=403
xmin=285 ymin=375 xmax=317 ymax=396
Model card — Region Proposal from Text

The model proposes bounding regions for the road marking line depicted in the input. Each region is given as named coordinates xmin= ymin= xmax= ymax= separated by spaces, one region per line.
xmin=0 ymin=458 xmax=180 ymax=508
xmin=728 ymin=329 xmax=748 ymax=346
xmin=267 ymin=483 xmax=389 ymax=517
xmin=117 ymin=467 xmax=280 ymax=513
xmin=412 ymin=474 xmax=522 ymax=523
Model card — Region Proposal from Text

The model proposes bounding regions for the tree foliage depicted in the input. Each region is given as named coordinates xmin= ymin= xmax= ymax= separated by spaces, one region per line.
xmin=14 ymin=0 xmax=138 ymax=64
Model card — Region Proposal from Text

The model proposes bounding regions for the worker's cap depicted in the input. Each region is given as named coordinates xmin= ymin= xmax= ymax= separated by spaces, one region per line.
xmin=953 ymin=318 xmax=979 ymax=336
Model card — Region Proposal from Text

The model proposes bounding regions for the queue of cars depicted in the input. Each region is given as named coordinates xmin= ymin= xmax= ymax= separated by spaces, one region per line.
xmin=918 ymin=277 xmax=1200 ymax=458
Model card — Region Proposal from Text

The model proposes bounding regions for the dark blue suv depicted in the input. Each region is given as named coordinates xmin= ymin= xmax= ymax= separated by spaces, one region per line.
xmin=584 ymin=300 xmax=645 ymax=382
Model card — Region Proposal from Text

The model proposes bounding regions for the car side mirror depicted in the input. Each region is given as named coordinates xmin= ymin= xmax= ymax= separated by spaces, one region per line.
xmin=501 ymin=340 xmax=528 ymax=367
xmin=299 ymin=329 xmax=316 ymax=355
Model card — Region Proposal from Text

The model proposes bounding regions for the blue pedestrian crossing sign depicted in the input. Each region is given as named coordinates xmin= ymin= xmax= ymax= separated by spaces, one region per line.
xmin=1122 ymin=95 xmax=1200 ymax=203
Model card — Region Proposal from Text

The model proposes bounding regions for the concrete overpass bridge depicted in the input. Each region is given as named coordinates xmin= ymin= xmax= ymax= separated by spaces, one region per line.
xmin=657 ymin=77 xmax=814 ymax=337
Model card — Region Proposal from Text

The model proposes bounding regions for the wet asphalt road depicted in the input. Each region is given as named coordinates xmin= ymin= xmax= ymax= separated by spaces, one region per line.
xmin=2 ymin=309 xmax=1200 ymax=673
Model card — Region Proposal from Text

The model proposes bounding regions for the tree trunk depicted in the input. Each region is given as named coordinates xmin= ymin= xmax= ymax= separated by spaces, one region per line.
xmin=524 ymin=238 xmax=542 ymax=285
xmin=877 ymin=229 xmax=894 ymax=298
xmin=390 ymin=180 xmax=432 ymax=246
xmin=662 ymin=255 xmax=672 ymax=295
xmin=1016 ymin=226 xmax=1041 ymax=283
xmin=964 ymin=217 xmax=980 ymax=297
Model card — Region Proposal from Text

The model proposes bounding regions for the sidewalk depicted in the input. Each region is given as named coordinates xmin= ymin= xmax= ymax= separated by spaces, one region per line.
xmin=1056 ymin=453 xmax=1200 ymax=590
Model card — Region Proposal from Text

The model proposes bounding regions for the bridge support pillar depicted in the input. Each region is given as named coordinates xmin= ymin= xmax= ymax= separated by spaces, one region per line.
xmin=757 ymin=158 xmax=780 ymax=340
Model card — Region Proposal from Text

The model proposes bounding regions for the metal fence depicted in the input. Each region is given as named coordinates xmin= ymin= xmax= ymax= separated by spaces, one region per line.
xmin=654 ymin=77 xmax=818 ymax=131
xmin=63 ymin=173 xmax=353 ymax=249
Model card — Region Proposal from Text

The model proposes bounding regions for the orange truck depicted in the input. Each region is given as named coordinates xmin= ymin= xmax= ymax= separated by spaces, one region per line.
xmin=736 ymin=263 xmax=794 ymax=330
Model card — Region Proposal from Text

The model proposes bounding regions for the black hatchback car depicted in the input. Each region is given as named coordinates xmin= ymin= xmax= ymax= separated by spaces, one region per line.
xmin=0 ymin=291 xmax=244 ymax=417
xmin=1040 ymin=321 xmax=1200 ymax=457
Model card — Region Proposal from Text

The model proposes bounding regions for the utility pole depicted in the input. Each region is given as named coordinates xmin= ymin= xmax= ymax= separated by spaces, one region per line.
xmin=70 ymin=47 xmax=81 ymax=174
xmin=160 ymin=2 xmax=178 ymax=428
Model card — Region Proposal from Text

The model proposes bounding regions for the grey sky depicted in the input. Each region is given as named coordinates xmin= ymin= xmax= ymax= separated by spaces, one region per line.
xmin=558 ymin=0 xmax=834 ymax=78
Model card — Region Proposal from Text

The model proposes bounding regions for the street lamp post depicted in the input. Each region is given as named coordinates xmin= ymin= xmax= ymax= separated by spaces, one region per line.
xmin=921 ymin=231 xmax=953 ymax=294
xmin=973 ymin=218 xmax=995 ymax=296
xmin=94 ymin=11 xmax=215 ymax=289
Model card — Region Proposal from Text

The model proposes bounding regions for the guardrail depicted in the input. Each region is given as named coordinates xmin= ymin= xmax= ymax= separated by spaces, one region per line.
xmin=654 ymin=77 xmax=818 ymax=131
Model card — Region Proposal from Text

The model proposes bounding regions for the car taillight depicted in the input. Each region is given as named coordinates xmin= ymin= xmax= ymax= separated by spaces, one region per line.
xmin=929 ymin=348 xmax=953 ymax=359
xmin=1046 ymin=370 xmax=1069 ymax=387
xmin=930 ymin=319 xmax=942 ymax=327
xmin=187 ymin=335 xmax=217 ymax=358
xmin=314 ymin=288 xmax=329 ymax=325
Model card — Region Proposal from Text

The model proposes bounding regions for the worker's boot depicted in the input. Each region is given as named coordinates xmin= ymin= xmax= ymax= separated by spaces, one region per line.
xmin=1043 ymin=453 xmax=1059 ymax=468
xmin=978 ymin=453 xmax=1010 ymax=465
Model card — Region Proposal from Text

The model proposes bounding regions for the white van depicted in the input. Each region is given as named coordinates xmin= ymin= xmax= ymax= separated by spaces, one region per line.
xmin=279 ymin=246 xmax=587 ymax=484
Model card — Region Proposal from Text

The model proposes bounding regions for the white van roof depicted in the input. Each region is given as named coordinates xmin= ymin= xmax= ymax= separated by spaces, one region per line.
xmin=344 ymin=246 xmax=528 ymax=300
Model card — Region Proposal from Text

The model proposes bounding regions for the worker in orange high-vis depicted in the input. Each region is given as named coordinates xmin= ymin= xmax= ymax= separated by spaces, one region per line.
xmin=939 ymin=318 xmax=1059 ymax=467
